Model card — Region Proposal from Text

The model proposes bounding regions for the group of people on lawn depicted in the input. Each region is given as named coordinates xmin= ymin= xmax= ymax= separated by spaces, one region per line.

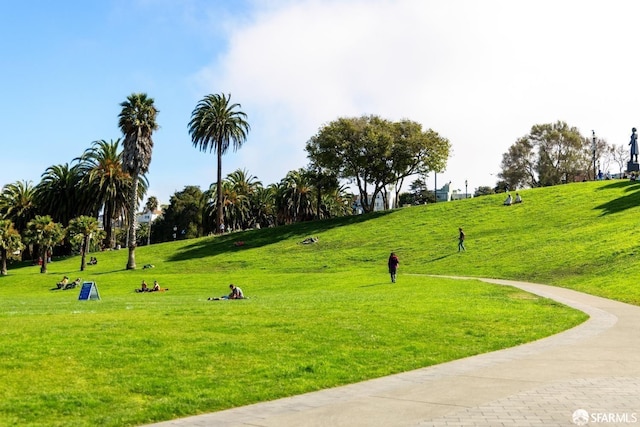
xmin=52 ymin=276 xmax=81 ymax=290
xmin=135 ymin=280 xmax=168 ymax=293
xmin=133 ymin=280 xmax=244 ymax=300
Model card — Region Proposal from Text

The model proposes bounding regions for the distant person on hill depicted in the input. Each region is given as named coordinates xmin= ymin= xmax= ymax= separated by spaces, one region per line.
xmin=514 ymin=193 xmax=522 ymax=204
xmin=388 ymin=252 xmax=399 ymax=283
xmin=504 ymin=194 xmax=512 ymax=206
xmin=458 ymin=228 xmax=466 ymax=252
xmin=209 ymin=284 xmax=244 ymax=300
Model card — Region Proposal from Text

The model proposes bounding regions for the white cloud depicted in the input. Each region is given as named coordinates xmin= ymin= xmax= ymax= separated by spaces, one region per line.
xmin=194 ymin=0 xmax=640 ymax=193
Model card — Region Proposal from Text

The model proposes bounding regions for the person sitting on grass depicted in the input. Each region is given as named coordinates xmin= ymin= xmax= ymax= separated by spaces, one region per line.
xmin=52 ymin=276 xmax=69 ymax=290
xmin=514 ymin=193 xmax=523 ymax=204
xmin=64 ymin=278 xmax=82 ymax=290
xmin=208 ymin=284 xmax=244 ymax=300
xmin=150 ymin=280 xmax=169 ymax=292
xmin=136 ymin=280 xmax=149 ymax=293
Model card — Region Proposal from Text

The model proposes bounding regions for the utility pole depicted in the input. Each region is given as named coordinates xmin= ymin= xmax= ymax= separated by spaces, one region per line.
xmin=592 ymin=130 xmax=597 ymax=180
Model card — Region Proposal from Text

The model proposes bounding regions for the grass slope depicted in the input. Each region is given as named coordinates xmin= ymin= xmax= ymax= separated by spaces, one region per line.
xmin=1 ymin=179 xmax=635 ymax=426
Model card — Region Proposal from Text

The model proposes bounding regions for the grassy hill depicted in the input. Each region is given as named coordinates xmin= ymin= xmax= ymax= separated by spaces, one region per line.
xmin=0 ymin=179 xmax=637 ymax=426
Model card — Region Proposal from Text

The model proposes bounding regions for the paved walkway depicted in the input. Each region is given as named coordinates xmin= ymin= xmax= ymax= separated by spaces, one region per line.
xmin=146 ymin=278 xmax=640 ymax=427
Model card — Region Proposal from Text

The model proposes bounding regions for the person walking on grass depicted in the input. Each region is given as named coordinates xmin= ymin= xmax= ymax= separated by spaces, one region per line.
xmin=458 ymin=227 xmax=466 ymax=252
xmin=388 ymin=252 xmax=399 ymax=283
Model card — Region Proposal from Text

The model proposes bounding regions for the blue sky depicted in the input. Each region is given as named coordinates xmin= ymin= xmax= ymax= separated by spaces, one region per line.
xmin=2 ymin=0 xmax=639 ymax=206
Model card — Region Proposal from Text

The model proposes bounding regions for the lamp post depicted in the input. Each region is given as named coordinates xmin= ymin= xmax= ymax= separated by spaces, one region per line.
xmin=465 ymin=180 xmax=468 ymax=199
xmin=434 ymin=172 xmax=437 ymax=203
xmin=592 ymin=130 xmax=597 ymax=180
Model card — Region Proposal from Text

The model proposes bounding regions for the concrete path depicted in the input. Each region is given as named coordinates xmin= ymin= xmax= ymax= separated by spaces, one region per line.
xmin=146 ymin=278 xmax=640 ymax=427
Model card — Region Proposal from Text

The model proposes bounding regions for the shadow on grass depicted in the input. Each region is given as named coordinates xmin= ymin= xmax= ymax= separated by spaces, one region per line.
xmin=595 ymin=180 xmax=640 ymax=215
xmin=428 ymin=254 xmax=454 ymax=262
xmin=358 ymin=282 xmax=391 ymax=288
xmin=168 ymin=211 xmax=393 ymax=262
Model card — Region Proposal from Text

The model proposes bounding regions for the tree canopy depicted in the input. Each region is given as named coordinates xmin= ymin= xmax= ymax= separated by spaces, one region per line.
xmin=499 ymin=121 xmax=591 ymax=189
xmin=306 ymin=115 xmax=450 ymax=212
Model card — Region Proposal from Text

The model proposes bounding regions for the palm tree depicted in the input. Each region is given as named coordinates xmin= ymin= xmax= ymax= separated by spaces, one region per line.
xmin=67 ymin=216 xmax=103 ymax=271
xmin=0 ymin=180 xmax=38 ymax=235
xmin=0 ymin=219 xmax=24 ymax=276
xmin=144 ymin=196 xmax=159 ymax=245
xmin=188 ymin=93 xmax=250 ymax=234
xmin=35 ymin=163 xmax=87 ymax=227
xmin=118 ymin=93 xmax=158 ymax=269
xmin=75 ymin=139 xmax=132 ymax=249
xmin=24 ymin=215 xmax=65 ymax=274
xmin=278 ymin=170 xmax=315 ymax=224
xmin=145 ymin=196 xmax=159 ymax=213
xmin=251 ymin=185 xmax=277 ymax=228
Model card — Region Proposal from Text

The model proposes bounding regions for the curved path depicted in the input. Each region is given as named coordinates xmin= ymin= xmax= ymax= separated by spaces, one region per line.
xmin=147 ymin=278 xmax=640 ymax=427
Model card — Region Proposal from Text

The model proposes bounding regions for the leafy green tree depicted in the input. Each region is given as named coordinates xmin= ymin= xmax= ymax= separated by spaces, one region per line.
xmin=474 ymin=186 xmax=496 ymax=197
xmin=0 ymin=180 xmax=38 ymax=235
xmin=399 ymin=177 xmax=434 ymax=205
xmin=0 ymin=220 xmax=24 ymax=276
xmin=24 ymin=215 xmax=65 ymax=274
xmin=119 ymin=93 xmax=158 ymax=269
xmin=67 ymin=216 xmax=103 ymax=271
xmin=306 ymin=115 xmax=450 ymax=213
xmin=499 ymin=121 xmax=588 ymax=188
xmin=154 ymin=186 xmax=206 ymax=241
xmin=188 ymin=93 xmax=250 ymax=234
xmin=389 ymin=120 xmax=450 ymax=208
xmin=75 ymin=139 xmax=132 ymax=249
xmin=498 ymin=137 xmax=536 ymax=189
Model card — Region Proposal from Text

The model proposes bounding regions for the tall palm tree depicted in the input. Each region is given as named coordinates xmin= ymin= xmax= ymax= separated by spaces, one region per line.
xmin=75 ymin=139 xmax=133 ymax=249
xmin=118 ymin=93 xmax=158 ymax=269
xmin=188 ymin=93 xmax=250 ymax=234
xmin=0 ymin=180 xmax=38 ymax=235
xmin=0 ymin=219 xmax=24 ymax=276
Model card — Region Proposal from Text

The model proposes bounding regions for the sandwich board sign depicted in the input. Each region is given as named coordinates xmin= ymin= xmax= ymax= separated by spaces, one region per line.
xmin=78 ymin=281 xmax=100 ymax=300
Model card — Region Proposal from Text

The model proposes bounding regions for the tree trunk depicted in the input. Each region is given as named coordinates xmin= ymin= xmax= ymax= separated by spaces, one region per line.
xmin=126 ymin=172 xmax=139 ymax=269
xmin=80 ymin=235 xmax=88 ymax=271
xmin=1 ymin=248 xmax=7 ymax=276
xmin=216 ymin=143 xmax=223 ymax=234
xmin=40 ymin=247 xmax=48 ymax=274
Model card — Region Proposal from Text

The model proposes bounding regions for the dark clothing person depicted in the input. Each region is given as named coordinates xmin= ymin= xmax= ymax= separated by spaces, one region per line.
xmin=458 ymin=228 xmax=466 ymax=252
xmin=388 ymin=253 xmax=399 ymax=283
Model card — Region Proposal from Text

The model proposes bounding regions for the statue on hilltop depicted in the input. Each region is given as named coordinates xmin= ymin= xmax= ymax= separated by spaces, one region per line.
xmin=630 ymin=127 xmax=638 ymax=163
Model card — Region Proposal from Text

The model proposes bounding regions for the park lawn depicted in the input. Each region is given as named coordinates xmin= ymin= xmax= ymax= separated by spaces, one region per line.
xmin=3 ymin=179 xmax=640 ymax=426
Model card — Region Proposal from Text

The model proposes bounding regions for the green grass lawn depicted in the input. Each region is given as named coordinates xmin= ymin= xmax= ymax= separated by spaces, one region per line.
xmin=2 ymin=179 xmax=637 ymax=426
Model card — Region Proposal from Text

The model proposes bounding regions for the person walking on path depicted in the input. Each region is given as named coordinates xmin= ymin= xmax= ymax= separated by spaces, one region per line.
xmin=458 ymin=227 xmax=466 ymax=252
xmin=388 ymin=252 xmax=399 ymax=283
